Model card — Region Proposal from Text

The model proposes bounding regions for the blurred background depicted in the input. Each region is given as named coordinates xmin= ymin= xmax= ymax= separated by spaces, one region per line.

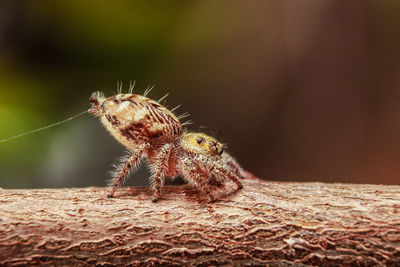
xmin=0 ymin=0 xmax=399 ymax=189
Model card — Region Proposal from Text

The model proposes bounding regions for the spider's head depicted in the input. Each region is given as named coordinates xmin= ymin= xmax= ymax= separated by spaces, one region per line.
xmin=181 ymin=132 xmax=224 ymax=156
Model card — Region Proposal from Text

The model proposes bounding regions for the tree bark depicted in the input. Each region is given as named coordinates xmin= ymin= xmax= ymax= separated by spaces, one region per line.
xmin=0 ymin=174 xmax=399 ymax=266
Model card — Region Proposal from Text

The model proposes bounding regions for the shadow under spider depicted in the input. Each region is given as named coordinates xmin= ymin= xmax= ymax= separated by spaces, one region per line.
xmin=109 ymin=176 xmax=240 ymax=203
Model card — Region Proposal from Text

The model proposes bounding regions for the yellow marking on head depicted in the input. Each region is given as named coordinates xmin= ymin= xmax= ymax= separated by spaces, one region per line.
xmin=181 ymin=132 xmax=223 ymax=156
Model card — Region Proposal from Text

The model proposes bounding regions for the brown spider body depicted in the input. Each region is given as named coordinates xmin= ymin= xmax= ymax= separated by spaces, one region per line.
xmin=90 ymin=92 xmax=182 ymax=150
xmin=89 ymin=91 xmax=245 ymax=202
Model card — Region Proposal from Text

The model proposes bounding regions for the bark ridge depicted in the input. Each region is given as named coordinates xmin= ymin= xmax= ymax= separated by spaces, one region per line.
xmin=0 ymin=176 xmax=399 ymax=266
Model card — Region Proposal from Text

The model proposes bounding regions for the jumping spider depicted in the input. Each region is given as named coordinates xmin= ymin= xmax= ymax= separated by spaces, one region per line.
xmin=89 ymin=90 xmax=246 ymax=202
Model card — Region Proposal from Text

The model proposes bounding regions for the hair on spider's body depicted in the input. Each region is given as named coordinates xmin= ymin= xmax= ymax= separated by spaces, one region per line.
xmin=89 ymin=90 xmax=246 ymax=202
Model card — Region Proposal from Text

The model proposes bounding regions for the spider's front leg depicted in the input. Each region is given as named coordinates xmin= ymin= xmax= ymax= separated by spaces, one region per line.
xmin=151 ymin=143 xmax=173 ymax=202
xmin=107 ymin=143 xmax=150 ymax=198
xmin=222 ymin=153 xmax=247 ymax=179
xmin=181 ymin=158 xmax=216 ymax=202
xmin=210 ymin=159 xmax=243 ymax=191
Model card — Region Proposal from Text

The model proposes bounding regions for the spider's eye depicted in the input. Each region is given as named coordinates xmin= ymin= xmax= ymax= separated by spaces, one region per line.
xmin=196 ymin=137 xmax=204 ymax=144
xmin=209 ymin=141 xmax=215 ymax=146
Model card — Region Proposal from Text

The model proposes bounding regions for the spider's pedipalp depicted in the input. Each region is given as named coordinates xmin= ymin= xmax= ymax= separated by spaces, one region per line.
xmin=180 ymin=158 xmax=215 ymax=202
xmin=211 ymin=163 xmax=243 ymax=189
xmin=221 ymin=153 xmax=247 ymax=179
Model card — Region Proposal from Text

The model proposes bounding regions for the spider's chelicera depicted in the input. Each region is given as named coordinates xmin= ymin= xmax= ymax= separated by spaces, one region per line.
xmin=89 ymin=90 xmax=246 ymax=202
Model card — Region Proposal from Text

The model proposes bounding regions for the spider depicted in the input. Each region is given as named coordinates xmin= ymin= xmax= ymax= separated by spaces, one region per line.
xmin=89 ymin=90 xmax=245 ymax=202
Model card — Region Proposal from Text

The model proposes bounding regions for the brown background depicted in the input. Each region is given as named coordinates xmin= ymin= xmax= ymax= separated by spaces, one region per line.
xmin=0 ymin=0 xmax=399 ymax=188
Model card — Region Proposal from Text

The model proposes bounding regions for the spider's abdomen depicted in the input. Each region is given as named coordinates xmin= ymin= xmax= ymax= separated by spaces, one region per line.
xmin=92 ymin=93 xmax=182 ymax=149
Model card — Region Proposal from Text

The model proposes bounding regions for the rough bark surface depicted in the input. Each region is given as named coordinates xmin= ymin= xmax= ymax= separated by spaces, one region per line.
xmin=0 ymin=175 xmax=399 ymax=266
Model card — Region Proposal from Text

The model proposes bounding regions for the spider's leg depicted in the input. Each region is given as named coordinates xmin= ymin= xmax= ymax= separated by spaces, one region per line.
xmin=107 ymin=143 xmax=150 ymax=198
xmin=181 ymin=158 xmax=216 ymax=202
xmin=151 ymin=143 xmax=173 ymax=202
xmin=212 ymin=163 xmax=243 ymax=190
xmin=222 ymin=153 xmax=247 ymax=179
